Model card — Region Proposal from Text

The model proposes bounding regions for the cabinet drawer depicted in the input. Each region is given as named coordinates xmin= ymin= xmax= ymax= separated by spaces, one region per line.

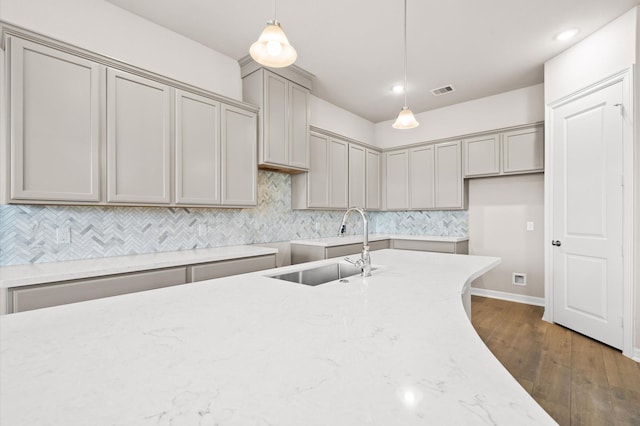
xmin=325 ymin=240 xmax=390 ymax=259
xmin=391 ymin=239 xmax=468 ymax=254
xmin=8 ymin=267 xmax=187 ymax=313
xmin=188 ymin=255 xmax=276 ymax=282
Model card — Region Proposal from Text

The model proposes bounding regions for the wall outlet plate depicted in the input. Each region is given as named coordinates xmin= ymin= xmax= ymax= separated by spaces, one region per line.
xmin=513 ymin=273 xmax=526 ymax=286
xmin=56 ymin=227 xmax=71 ymax=245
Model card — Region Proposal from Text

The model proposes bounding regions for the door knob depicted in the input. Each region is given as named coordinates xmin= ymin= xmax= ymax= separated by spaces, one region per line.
xmin=551 ymin=240 xmax=562 ymax=247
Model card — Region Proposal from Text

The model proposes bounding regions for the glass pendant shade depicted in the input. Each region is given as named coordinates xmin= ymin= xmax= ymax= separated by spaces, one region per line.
xmin=250 ymin=20 xmax=297 ymax=68
xmin=392 ymin=107 xmax=420 ymax=129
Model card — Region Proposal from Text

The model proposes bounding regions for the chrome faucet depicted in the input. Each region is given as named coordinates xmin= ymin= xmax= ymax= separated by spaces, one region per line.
xmin=338 ymin=207 xmax=371 ymax=277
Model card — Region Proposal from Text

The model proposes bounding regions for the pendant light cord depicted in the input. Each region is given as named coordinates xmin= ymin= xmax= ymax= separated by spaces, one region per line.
xmin=403 ymin=0 xmax=408 ymax=109
xmin=274 ymin=0 xmax=277 ymax=20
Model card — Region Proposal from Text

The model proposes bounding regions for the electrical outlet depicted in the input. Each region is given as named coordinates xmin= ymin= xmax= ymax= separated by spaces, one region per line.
xmin=198 ymin=223 xmax=207 ymax=237
xmin=56 ymin=227 xmax=71 ymax=245
xmin=526 ymin=221 xmax=534 ymax=231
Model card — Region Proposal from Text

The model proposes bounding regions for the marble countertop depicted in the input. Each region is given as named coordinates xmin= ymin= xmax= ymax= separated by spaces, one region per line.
xmin=291 ymin=233 xmax=469 ymax=247
xmin=0 ymin=245 xmax=278 ymax=288
xmin=0 ymin=249 xmax=556 ymax=425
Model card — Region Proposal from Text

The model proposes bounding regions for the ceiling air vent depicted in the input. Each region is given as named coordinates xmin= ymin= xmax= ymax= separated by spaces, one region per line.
xmin=431 ymin=85 xmax=455 ymax=96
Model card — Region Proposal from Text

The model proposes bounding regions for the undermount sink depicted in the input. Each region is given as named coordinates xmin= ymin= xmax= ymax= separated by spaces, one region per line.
xmin=267 ymin=262 xmax=368 ymax=286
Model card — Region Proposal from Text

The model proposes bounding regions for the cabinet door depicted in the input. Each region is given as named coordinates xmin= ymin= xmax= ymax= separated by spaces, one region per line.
xmin=175 ymin=90 xmax=221 ymax=205
xmin=221 ymin=104 xmax=257 ymax=206
xmin=263 ymin=71 xmax=288 ymax=166
xmin=288 ymin=83 xmax=310 ymax=169
xmin=329 ymin=138 xmax=349 ymax=209
xmin=307 ymin=133 xmax=330 ymax=207
xmin=385 ymin=150 xmax=409 ymax=209
xmin=410 ymin=145 xmax=435 ymax=209
xmin=365 ymin=149 xmax=381 ymax=210
xmin=502 ymin=126 xmax=544 ymax=173
xmin=435 ymin=141 xmax=463 ymax=208
xmin=9 ymin=37 xmax=101 ymax=202
xmin=348 ymin=144 xmax=366 ymax=208
xmin=107 ymin=69 xmax=171 ymax=203
xmin=463 ymin=134 xmax=500 ymax=177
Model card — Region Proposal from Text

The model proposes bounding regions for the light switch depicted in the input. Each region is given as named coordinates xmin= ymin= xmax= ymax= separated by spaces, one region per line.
xmin=526 ymin=221 xmax=534 ymax=231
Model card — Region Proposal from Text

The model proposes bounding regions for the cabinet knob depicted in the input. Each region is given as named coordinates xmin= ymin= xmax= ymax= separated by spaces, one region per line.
xmin=551 ymin=240 xmax=562 ymax=247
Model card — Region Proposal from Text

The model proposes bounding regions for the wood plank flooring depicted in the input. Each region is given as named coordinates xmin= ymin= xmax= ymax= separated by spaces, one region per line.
xmin=471 ymin=296 xmax=640 ymax=426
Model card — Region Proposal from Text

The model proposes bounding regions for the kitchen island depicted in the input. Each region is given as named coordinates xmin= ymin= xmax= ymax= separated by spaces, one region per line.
xmin=0 ymin=249 xmax=556 ymax=425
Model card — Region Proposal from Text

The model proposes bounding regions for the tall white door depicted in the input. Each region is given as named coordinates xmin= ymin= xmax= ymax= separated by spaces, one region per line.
xmin=551 ymin=81 xmax=624 ymax=349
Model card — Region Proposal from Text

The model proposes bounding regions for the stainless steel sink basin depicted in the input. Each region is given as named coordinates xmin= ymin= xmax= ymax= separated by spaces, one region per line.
xmin=267 ymin=262 xmax=366 ymax=286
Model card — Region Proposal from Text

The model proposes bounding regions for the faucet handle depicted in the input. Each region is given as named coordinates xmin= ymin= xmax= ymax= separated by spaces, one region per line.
xmin=344 ymin=256 xmax=364 ymax=270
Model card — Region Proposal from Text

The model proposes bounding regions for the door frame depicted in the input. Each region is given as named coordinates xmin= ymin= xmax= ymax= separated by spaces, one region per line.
xmin=544 ymin=68 xmax=635 ymax=359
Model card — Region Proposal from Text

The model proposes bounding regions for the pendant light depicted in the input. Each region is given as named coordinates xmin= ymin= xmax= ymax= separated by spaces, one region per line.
xmin=392 ymin=0 xmax=419 ymax=129
xmin=249 ymin=0 xmax=297 ymax=68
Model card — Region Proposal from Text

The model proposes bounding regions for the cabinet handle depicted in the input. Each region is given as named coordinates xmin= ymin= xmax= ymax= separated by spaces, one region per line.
xmin=551 ymin=240 xmax=562 ymax=247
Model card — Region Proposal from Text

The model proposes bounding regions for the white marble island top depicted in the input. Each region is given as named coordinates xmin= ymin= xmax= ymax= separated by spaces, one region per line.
xmin=0 ymin=249 xmax=556 ymax=425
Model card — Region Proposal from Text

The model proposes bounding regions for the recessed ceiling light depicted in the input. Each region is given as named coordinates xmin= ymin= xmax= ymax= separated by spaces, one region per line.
xmin=391 ymin=84 xmax=405 ymax=94
xmin=554 ymin=28 xmax=579 ymax=41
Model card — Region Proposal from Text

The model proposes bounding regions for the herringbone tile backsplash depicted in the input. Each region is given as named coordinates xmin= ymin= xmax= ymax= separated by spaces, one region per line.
xmin=0 ymin=171 xmax=468 ymax=266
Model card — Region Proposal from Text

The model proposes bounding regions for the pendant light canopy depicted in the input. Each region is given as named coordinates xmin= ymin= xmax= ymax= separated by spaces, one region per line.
xmin=392 ymin=0 xmax=419 ymax=129
xmin=250 ymin=1 xmax=297 ymax=68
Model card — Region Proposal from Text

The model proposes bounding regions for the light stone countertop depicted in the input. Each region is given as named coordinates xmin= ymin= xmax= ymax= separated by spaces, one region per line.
xmin=0 ymin=245 xmax=278 ymax=288
xmin=291 ymin=233 xmax=469 ymax=247
xmin=0 ymin=249 xmax=557 ymax=425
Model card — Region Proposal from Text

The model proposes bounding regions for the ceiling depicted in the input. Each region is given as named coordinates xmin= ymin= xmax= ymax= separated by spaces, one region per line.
xmin=107 ymin=0 xmax=638 ymax=123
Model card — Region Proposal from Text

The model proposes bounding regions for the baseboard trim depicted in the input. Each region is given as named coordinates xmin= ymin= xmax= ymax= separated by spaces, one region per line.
xmin=633 ymin=348 xmax=640 ymax=363
xmin=471 ymin=287 xmax=545 ymax=307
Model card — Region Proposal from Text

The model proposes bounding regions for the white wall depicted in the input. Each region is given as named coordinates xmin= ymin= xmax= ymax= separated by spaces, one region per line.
xmin=309 ymin=95 xmax=375 ymax=144
xmin=545 ymin=7 xmax=637 ymax=103
xmin=0 ymin=0 xmax=241 ymax=99
xmin=469 ymin=174 xmax=545 ymax=301
xmin=374 ymin=84 xmax=544 ymax=149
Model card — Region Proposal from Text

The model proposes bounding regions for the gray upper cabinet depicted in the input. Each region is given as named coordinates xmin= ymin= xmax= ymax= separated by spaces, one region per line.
xmin=348 ymin=144 xmax=366 ymax=208
xmin=291 ymin=131 xmax=350 ymax=210
xmin=175 ymin=90 xmax=221 ymax=205
xmin=8 ymin=37 xmax=101 ymax=202
xmin=329 ymin=138 xmax=349 ymax=209
xmin=3 ymin=32 xmax=258 ymax=208
xmin=502 ymin=126 xmax=544 ymax=174
xmin=365 ymin=149 xmax=381 ymax=210
xmin=107 ymin=68 xmax=171 ymax=204
xmin=242 ymin=68 xmax=310 ymax=172
xmin=384 ymin=149 xmax=410 ymax=210
xmin=435 ymin=141 xmax=465 ymax=209
xmin=384 ymin=141 xmax=465 ymax=211
xmin=463 ymin=124 xmax=544 ymax=178
xmin=410 ymin=145 xmax=435 ymax=209
xmin=463 ymin=134 xmax=500 ymax=177
xmin=221 ymin=104 xmax=257 ymax=206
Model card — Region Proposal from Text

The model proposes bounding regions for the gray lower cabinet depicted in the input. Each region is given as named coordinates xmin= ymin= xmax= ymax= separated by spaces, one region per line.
xmin=7 ymin=37 xmax=102 ymax=203
xmin=8 ymin=267 xmax=187 ymax=314
xmin=187 ymin=254 xmax=276 ymax=282
xmin=391 ymin=239 xmax=469 ymax=254
xmin=6 ymin=254 xmax=277 ymax=314
xmin=291 ymin=240 xmax=391 ymax=264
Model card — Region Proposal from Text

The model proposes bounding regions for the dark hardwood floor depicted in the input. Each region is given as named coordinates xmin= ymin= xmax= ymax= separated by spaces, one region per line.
xmin=471 ymin=296 xmax=640 ymax=426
